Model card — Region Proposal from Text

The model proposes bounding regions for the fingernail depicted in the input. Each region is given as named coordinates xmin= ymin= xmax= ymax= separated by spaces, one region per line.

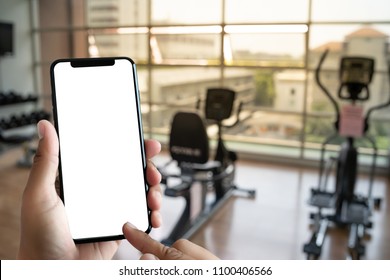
xmin=125 ymin=222 xmax=137 ymax=229
xmin=140 ymin=253 xmax=159 ymax=260
xmin=37 ymin=121 xmax=45 ymax=139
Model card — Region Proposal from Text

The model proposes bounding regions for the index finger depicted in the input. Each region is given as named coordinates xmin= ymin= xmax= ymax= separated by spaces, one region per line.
xmin=122 ymin=223 xmax=194 ymax=260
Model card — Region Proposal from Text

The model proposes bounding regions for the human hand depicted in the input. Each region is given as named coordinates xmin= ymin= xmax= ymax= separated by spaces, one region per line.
xmin=17 ymin=120 xmax=162 ymax=259
xmin=122 ymin=223 xmax=219 ymax=260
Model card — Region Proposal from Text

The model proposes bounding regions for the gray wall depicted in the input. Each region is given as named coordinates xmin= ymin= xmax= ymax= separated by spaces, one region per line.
xmin=0 ymin=0 xmax=35 ymax=94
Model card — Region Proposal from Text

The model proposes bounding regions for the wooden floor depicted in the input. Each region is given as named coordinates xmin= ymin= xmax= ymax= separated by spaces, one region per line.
xmin=188 ymin=161 xmax=390 ymax=260
xmin=1 ymin=146 xmax=389 ymax=260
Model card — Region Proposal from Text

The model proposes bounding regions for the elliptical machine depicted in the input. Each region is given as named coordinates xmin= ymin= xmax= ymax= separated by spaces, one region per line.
xmin=158 ymin=88 xmax=256 ymax=245
xmin=303 ymin=50 xmax=390 ymax=260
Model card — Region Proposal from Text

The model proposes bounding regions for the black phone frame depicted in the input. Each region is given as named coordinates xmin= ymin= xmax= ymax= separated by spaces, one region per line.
xmin=50 ymin=57 xmax=152 ymax=244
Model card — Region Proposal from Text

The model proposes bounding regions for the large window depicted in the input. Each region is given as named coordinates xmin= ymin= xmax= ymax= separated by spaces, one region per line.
xmin=32 ymin=0 xmax=390 ymax=167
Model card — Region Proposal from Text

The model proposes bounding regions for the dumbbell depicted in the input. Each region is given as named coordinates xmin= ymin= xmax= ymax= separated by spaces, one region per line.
xmin=19 ymin=113 xmax=29 ymax=126
xmin=28 ymin=110 xmax=51 ymax=124
xmin=0 ymin=93 xmax=6 ymax=105
xmin=2 ymin=91 xmax=23 ymax=105
xmin=38 ymin=110 xmax=51 ymax=120
xmin=26 ymin=93 xmax=39 ymax=102
xmin=7 ymin=91 xmax=19 ymax=104
xmin=8 ymin=115 xmax=19 ymax=129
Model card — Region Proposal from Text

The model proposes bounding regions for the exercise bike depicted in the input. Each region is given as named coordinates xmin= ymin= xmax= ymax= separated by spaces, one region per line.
xmin=303 ymin=50 xmax=390 ymax=260
xmin=158 ymin=88 xmax=256 ymax=246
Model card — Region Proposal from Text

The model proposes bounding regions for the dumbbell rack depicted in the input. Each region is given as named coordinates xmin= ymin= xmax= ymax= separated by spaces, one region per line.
xmin=0 ymin=91 xmax=50 ymax=167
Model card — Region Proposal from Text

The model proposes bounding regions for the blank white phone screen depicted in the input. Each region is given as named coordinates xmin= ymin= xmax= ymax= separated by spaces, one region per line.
xmin=52 ymin=58 xmax=149 ymax=241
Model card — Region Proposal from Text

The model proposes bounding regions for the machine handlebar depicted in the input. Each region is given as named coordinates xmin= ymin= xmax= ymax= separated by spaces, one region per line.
xmin=315 ymin=49 xmax=340 ymax=129
xmin=364 ymin=59 xmax=390 ymax=131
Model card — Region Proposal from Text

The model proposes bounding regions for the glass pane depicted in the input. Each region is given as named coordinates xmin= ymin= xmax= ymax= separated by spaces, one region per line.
xmin=360 ymin=71 xmax=389 ymax=152
xmin=306 ymin=69 xmax=339 ymax=113
xmin=223 ymin=68 xmax=303 ymax=157
xmin=312 ymin=0 xmax=390 ymax=22
xmin=304 ymin=115 xmax=390 ymax=165
xmin=86 ymin=0 xmax=149 ymax=27
xmin=233 ymin=110 xmax=303 ymax=141
xmin=224 ymin=68 xmax=307 ymax=111
xmin=136 ymin=67 xmax=149 ymax=102
xmin=225 ymin=0 xmax=309 ymax=23
xmin=224 ymin=110 xmax=303 ymax=158
xmin=151 ymin=34 xmax=221 ymax=65
xmin=226 ymin=33 xmax=305 ymax=67
xmin=89 ymin=33 xmax=148 ymax=62
xmin=137 ymin=66 xmax=150 ymax=138
xmin=151 ymin=0 xmax=221 ymax=25
xmin=308 ymin=24 xmax=390 ymax=114
xmin=370 ymin=113 xmax=390 ymax=152
xmin=222 ymin=68 xmax=257 ymax=108
xmin=149 ymin=67 xmax=221 ymax=140
xmin=304 ymin=114 xmax=334 ymax=146
xmin=309 ymin=24 xmax=390 ymax=71
xmin=136 ymin=66 xmax=150 ymax=135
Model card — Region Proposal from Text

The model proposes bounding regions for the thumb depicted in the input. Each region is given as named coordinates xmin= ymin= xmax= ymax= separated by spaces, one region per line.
xmin=23 ymin=120 xmax=60 ymax=207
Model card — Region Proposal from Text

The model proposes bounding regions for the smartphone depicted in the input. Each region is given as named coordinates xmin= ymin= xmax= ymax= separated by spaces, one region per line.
xmin=50 ymin=57 xmax=151 ymax=243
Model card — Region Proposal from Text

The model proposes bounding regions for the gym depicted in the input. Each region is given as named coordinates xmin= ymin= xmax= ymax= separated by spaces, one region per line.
xmin=0 ymin=0 xmax=389 ymax=260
